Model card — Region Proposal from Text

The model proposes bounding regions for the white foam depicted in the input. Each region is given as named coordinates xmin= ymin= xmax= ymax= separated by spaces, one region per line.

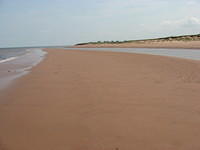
xmin=0 ymin=57 xmax=18 ymax=63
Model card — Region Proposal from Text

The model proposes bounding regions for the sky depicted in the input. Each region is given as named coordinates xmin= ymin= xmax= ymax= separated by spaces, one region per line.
xmin=0 ymin=0 xmax=200 ymax=47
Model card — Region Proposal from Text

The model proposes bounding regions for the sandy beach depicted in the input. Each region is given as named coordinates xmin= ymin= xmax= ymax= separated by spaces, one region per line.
xmin=1 ymin=49 xmax=200 ymax=150
xmin=73 ymin=41 xmax=200 ymax=49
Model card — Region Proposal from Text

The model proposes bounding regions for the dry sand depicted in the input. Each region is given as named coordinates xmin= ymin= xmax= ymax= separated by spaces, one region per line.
xmin=1 ymin=49 xmax=200 ymax=150
xmin=73 ymin=41 xmax=200 ymax=49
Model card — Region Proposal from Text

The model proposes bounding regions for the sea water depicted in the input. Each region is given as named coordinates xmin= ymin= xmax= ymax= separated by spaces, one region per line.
xmin=64 ymin=47 xmax=200 ymax=60
xmin=0 ymin=48 xmax=46 ymax=90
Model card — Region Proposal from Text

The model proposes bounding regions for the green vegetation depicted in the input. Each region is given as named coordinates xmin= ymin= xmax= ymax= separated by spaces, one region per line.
xmin=76 ymin=34 xmax=200 ymax=46
xmin=76 ymin=40 xmax=133 ymax=45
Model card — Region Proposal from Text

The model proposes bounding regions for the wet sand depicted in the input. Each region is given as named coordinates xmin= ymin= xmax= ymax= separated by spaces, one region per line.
xmin=1 ymin=49 xmax=200 ymax=150
xmin=73 ymin=41 xmax=200 ymax=49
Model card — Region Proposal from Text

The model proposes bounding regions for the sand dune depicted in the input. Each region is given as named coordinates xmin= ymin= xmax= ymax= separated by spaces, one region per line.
xmin=73 ymin=41 xmax=200 ymax=49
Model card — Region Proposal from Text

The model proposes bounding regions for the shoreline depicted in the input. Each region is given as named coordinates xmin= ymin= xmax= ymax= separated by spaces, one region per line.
xmin=1 ymin=49 xmax=200 ymax=149
xmin=63 ymin=48 xmax=200 ymax=60
xmin=0 ymin=48 xmax=46 ymax=90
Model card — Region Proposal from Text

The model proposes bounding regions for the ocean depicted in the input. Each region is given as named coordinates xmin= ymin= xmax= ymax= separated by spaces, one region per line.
xmin=0 ymin=48 xmax=28 ymax=63
xmin=0 ymin=47 xmax=46 ymax=90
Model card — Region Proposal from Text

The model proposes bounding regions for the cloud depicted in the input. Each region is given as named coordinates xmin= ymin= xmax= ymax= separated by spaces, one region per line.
xmin=161 ymin=17 xmax=200 ymax=28
xmin=186 ymin=0 xmax=198 ymax=5
xmin=95 ymin=0 xmax=163 ymax=18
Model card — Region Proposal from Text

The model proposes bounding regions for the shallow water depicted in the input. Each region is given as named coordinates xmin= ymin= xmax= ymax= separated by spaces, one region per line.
xmin=64 ymin=48 xmax=200 ymax=60
xmin=0 ymin=48 xmax=46 ymax=90
xmin=0 ymin=48 xmax=28 ymax=62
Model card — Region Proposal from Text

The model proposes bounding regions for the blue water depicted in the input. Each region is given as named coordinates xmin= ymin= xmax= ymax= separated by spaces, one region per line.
xmin=64 ymin=48 xmax=200 ymax=60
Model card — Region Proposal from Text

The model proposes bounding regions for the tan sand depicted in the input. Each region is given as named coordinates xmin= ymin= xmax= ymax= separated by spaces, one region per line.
xmin=1 ymin=49 xmax=200 ymax=150
xmin=73 ymin=40 xmax=200 ymax=49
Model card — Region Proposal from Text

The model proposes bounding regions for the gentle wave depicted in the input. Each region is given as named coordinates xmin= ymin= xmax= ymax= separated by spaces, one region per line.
xmin=0 ymin=49 xmax=46 ymax=90
xmin=0 ymin=57 xmax=18 ymax=63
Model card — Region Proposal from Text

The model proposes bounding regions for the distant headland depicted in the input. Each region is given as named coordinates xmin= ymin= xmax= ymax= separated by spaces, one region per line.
xmin=73 ymin=34 xmax=200 ymax=49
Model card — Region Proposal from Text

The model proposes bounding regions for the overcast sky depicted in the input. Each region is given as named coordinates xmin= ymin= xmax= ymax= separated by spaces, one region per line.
xmin=0 ymin=0 xmax=200 ymax=47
